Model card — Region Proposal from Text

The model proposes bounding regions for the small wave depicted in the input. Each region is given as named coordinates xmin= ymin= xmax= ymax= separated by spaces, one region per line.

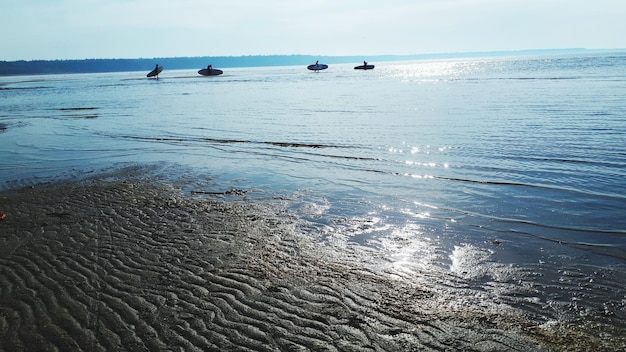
xmin=499 ymin=154 xmax=626 ymax=170
xmin=434 ymin=175 xmax=531 ymax=187
xmin=61 ymin=114 xmax=98 ymax=119
xmin=0 ymin=86 xmax=52 ymax=91
xmin=0 ymin=120 xmax=28 ymax=133
xmin=454 ymin=77 xmax=581 ymax=82
xmin=114 ymin=134 xmax=353 ymax=150
xmin=437 ymin=202 xmax=626 ymax=238
xmin=427 ymin=174 xmax=626 ymax=201
xmin=56 ymin=107 xmax=99 ymax=111
xmin=268 ymin=141 xmax=326 ymax=148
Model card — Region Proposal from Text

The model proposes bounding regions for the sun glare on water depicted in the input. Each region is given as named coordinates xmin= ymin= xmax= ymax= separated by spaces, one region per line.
xmin=384 ymin=58 xmax=493 ymax=82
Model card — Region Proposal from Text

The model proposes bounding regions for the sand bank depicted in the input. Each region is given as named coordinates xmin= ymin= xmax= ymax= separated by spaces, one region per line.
xmin=0 ymin=179 xmax=617 ymax=351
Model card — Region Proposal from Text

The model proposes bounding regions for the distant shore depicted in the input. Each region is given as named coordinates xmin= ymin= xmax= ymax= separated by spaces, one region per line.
xmin=1 ymin=48 xmax=616 ymax=76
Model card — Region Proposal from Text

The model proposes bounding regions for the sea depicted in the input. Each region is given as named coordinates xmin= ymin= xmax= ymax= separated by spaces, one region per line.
xmin=1 ymin=51 xmax=625 ymax=342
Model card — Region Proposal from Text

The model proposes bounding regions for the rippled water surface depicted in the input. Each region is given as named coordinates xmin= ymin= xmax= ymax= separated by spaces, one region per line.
xmin=1 ymin=52 xmax=626 ymax=344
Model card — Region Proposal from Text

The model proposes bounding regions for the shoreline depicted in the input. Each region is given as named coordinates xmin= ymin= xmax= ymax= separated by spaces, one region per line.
xmin=0 ymin=178 xmax=621 ymax=351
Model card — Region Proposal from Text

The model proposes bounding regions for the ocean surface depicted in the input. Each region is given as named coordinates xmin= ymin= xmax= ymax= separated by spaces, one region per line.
xmin=2 ymin=52 xmax=626 ymax=342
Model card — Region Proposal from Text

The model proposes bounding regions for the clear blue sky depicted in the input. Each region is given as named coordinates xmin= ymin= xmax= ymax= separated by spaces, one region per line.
xmin=2 ymin=0 xmax=625 ymax=61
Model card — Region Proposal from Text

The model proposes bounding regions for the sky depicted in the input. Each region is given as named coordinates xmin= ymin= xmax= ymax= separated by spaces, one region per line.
xmin=1 ymin=0 xmax=625 ymax=61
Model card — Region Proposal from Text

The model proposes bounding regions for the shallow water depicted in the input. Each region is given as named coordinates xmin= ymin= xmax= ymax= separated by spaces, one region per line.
xmin=1 ymin=52 xmax=626 ymax=347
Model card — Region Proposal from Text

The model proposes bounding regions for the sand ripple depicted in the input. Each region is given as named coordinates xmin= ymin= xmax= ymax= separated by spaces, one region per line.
xmin=0 ymin=180 xmax=618 ymax=351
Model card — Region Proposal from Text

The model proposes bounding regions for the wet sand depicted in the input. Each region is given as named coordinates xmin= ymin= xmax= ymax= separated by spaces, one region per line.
xmin=0 ymin=179 xmax=620 ymax=351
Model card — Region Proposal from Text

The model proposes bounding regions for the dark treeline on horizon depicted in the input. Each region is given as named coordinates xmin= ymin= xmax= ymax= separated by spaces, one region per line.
xmin=0 ymin=49 xmax=595 ymax=76
xmin=1 ymin=55 xmax=408 ymax=76
xmin=0 ymin=54 xmax=407 ymax=76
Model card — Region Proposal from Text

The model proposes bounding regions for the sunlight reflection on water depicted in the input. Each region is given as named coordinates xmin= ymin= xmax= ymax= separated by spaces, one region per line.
xmin=385 ymin=58 xmax=493 ymax=81
xmin=381 ymin=223 xmax=438 ymax=273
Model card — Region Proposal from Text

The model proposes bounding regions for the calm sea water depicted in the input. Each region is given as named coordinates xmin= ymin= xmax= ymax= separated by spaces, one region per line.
xmin=1 ymin=52 xmax=626 ymax=334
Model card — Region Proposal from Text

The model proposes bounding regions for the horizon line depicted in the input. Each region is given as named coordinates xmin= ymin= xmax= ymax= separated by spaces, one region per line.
xmin=3 ymin=47 xmax=625 ymax=63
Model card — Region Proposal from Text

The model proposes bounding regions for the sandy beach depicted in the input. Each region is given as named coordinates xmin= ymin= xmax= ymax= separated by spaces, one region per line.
xmin=0 ymin=177 xmax=621 ymax=351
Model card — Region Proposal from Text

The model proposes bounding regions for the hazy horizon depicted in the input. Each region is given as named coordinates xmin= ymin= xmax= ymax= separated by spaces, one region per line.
xmin=2 ymin=0 xmax=626 ymax=61
xmin=3 ymin=47 xmax=623 ymax=64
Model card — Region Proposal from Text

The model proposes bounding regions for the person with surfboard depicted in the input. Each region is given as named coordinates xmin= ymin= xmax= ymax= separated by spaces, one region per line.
xmin=354 ymin=61 xmax=375 ymax=70
xmin=307 ymin=60 xmax=328 ymax=71
xmin=198 ymin=64 xmax=223 ymax=76
xmin=147 ymin=64 xmax=163 ymax=79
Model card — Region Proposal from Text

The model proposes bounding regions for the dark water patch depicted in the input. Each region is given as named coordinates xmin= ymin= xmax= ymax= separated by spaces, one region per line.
xmin=427 ymin=174 xmax=626 ymax=201
xmin=0 ymin=78 xmax=54 ymax=89
xmin=47 ymin=107 xmax=100 ymax=118
xmin=293 ymin=149 xmax=383 ymax=162
xmin=60 ymin=114 xmax=99 ymax=119
xmin=268 ymin=142 xmax=326 ymax=148
xmin=0 ymin=86 xmax=53 ymax=91
xmin=433 ymin=175 xmax=533 ymax=187
xmin=395 ymin=172 xmax=559 ymax=193
xmin=498 ymin=154 xmax=626 ymax=169
xmin=569 ymin=243 xmax=626 ymax=261
xmin=57 ymin=107 xmax=99 ymax=111
xmin=586 ymin=112 xmax=615 ymax=117
xmin=115 ymin=134 xmax=353 ymax=150
xmin=475 ymin=214 xmax=626 ymax=240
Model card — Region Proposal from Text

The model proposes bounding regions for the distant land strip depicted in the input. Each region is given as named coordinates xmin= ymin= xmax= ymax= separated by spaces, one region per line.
xmin=0 ymin=48 xmax=613 ymax=76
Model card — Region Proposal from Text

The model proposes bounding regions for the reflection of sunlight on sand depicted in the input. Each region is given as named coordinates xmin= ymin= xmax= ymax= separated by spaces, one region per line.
xmin=323 ymin=214 xmax=391 ymax=245
xmin=295 ymin=196 xmax=330 ymax=219
xmin=450 ymin=244 xmax=522 ymax=283
xmin=380 ymin=224 xmax=439 ymax=277
xmin=450 ymin=244 xmax=493 ymax=279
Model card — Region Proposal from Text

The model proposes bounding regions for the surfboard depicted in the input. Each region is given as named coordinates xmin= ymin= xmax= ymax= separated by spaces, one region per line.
xmin=147 ymin=65 xmax=163 ymax=78
xmin=354 ymin=64 xmax=375 ymax=70
xmin=307 ymin=63 xmax=328 ymax=71
xmin=198 ymin=68 xmax=223 ymax=76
